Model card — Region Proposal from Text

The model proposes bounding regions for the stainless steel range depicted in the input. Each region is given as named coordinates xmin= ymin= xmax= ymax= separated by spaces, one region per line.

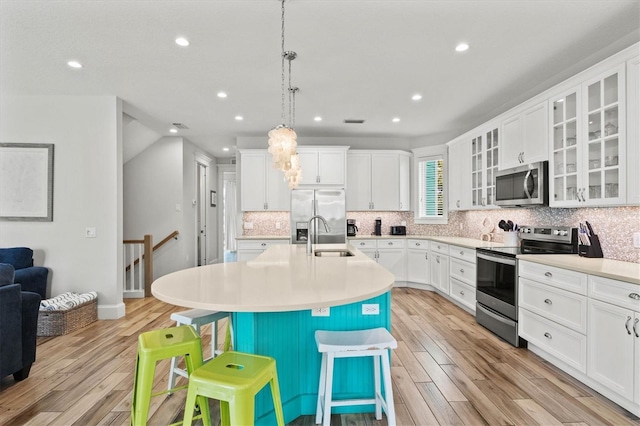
xmin=475 ymin=226 xmax=578 ymax=347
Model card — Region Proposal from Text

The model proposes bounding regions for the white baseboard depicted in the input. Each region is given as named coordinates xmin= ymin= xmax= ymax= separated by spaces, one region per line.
xmin=97 ymin=302 xmax=126 ymax=319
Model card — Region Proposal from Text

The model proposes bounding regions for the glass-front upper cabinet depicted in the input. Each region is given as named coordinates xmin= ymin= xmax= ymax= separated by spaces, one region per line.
xmin=550 ymin=64 xmax=626 ymax=207
xmin=550 ymin=89 xmax=580 ymax=205
xmin=470 ymin=125 xmax=499 ymax=209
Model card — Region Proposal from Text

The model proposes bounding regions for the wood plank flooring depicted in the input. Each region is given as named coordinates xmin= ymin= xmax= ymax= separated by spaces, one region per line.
xmin=1 ymin=288 xmax=638 ymax=425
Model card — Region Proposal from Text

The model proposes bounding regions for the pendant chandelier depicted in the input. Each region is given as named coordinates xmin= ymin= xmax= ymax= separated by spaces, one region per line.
xmin=267 ymin=0 xmax=302 ymax=189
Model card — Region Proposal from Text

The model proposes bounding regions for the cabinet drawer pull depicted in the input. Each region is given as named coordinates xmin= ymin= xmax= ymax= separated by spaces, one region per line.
xmin=629 ymin=293 xmax=640 ymax=300
xmin=261 ymin=243 xmax=267 ymax=247
xmin=416 ymin=242 xmax=421 ymax=247
xmin=459 ymin=251 xmax=464 ymax=256
xmin=634 ymin=318 xmax=639 ymax=338
xmin=544 ymin=299 xmax=552 ymax=305
xmin=626 ymin=316 xmax=632 ymax=335
xmin=544 ymin=332 xmax=552 ymax=339
xmin=360 ymin=242 xmax=365 ymax=246
xmin=388 ymin=242 xmax=393 ymax=246
xmin=460 ymin=269 xmax=464 ymax=273
xmin=460 ymin=290 xmax=464 ymax=296
xmin=544 ymin=272 xmax=553 ymax=278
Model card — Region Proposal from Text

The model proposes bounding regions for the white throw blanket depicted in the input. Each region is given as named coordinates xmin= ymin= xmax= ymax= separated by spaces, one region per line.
xmin=40 ymin=291 xmax=98 ymax=311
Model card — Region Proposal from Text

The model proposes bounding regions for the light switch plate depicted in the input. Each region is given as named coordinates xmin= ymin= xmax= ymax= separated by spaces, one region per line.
xmin=633 ymin=232 xmax=640 ymax=248
xmin=362 ymin=304 xmax=379 ymax=315
xmin=244 ymin=222 xmax=253 ymax=230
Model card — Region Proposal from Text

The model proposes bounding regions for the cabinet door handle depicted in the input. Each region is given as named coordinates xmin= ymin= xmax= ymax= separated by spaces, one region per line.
xmin=456 ymin=200 xmax=461 ymax=208
xmin=544 ymin=298 xmax=552 ymax=305
xmin=544 ymin=272 xmax=552 ymax=278
xmin=460 ymin=290 xmax=464 ymax=296
xmin=544 ymin=332 xmax=552 ymax=339
xmin=400 ymin=202 xmax=403 ymax=209
xmin=629 ymin=293 xmax=640 ymax=300
xmin=436 ymin=256 xmax=440 ymax=264
xmin=626 ymin=316 xmax=632 ymax=335
xmin=459 ymin=251 xmax=464 ymax=256
xmin=634 ymin=318 xmax=639 ymax=338
xmin=425 ymin=253 xmax=428 ymax=260
xmin=316 ymin=176 xmax=320 ymax=183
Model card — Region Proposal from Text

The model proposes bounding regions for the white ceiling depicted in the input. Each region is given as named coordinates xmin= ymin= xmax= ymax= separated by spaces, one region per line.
xmin=1 ymin=1 xmax=639 ymax=158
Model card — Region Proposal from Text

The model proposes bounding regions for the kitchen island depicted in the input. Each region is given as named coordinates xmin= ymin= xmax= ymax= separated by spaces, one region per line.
xmin=152 ymin=243 xmax=395 ymax=424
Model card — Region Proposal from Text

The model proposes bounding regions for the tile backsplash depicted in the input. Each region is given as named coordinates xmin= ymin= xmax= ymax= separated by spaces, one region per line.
xmin=242 ymin=206 xmax=640 ymax=263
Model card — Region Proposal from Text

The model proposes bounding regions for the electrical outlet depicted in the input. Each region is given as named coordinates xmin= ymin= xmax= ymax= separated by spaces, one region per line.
xmin=401 ymin=221 xmax=407 ymax=226
xmin=85 ymin=227 xmax=96 ymax=238
xmin=244 ymin=222 xmax=253 ymax=230
xmin=311 ymin=307 xmax=330 ymax=317
xmin=362 ymin=304 xmax=379 ymax=315
xmin=633 ymin=232 xmax=640 ymax=248
xmin=276 ymin=222 xmax=281 ymax=229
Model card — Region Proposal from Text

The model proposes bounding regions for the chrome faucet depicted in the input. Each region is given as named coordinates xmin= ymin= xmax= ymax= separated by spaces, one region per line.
xmin=307 ymin=215 xmax=330 ymax=255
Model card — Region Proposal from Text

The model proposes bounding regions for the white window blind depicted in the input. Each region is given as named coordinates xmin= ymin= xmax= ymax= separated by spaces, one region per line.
xmin=418 ymin=157 xmax=444 ymax=219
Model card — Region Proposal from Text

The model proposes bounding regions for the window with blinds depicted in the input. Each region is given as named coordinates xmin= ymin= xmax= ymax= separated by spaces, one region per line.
xmin=418 ymin=157 xmax=444 ymax=219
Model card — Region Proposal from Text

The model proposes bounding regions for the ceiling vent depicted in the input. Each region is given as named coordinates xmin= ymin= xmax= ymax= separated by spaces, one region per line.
xmin=343 ymin=119 xmax=365 ymax=124
xmin=172 ymin=122 xmax=189 ymax=130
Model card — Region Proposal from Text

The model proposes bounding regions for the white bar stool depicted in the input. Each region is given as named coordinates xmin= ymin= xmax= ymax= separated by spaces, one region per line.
xmin=314 ymin=327 xmax=397 ymax=426
xmin=167 ymin=309 xmax=232 ymax=392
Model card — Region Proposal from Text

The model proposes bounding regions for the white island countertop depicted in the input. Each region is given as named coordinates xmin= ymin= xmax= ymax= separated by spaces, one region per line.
xmin=152 ymin=244 xmax=394 ymax=312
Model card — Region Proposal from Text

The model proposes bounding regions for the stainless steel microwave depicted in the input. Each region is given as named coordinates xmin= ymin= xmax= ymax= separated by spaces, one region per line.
xmin=494 ymin=161 xmax=548 ymax=207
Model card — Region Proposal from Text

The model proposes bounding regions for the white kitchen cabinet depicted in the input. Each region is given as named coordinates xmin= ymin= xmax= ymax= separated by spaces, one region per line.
xmin=447 ymin=137 xmax=471 ymax=211
xmin=347 ymin=150 xmax=411 ymax=211
xmin=550 ymin=64 xmax=626 ymax=207
xmin=429 ymin=241 xmax=449 ymax=294
xmin=448 ymin=245 xmax=476 ymax=311
xmin=500 ymin=101 xmax=549 ymax=169
xmin=587 ymin=275 xmax=640 ymax=409
xmin=470 ymin=125 xmax=499 ymax=209
xmin=297 ymin=147 xmax=347 ymax=186
xmin=349 ymin=238 xmax=406 ymax=285
xmin=518 ymin=260 xmax=588 ymax=373
xmin=236 ymin=239 xmax=289 ymax=262
xmin=449 ymin=278 xmax=475 ymax=312
xmin=406 ymin=239 xmax=430 ymax=285
xmin=626 ymin=55 xmax=640 ymax=205
xmin=239 ymin=150 xmax=290 ymax=211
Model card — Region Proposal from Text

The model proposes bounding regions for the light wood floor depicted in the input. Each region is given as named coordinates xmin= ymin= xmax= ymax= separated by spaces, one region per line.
xmin=1 ymin=288 xmax=639 ymax=425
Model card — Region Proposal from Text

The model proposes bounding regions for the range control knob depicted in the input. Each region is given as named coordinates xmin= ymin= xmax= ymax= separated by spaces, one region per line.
xmin=559 ymin=230 xmax=568 ymax=236
xmin=522 ymin=228 xmax=531 ymax=233
xmin=553 ymin=229 xmax=560 ymax=235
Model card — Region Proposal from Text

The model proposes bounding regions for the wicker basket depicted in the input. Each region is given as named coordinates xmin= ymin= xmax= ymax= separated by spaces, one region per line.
xmin=37 ymin=299 xmax=98 ymax=336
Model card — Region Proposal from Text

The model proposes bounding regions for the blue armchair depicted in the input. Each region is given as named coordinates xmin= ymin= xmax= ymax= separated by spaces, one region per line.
xmin=0 ymin=247 xmax=48 ymax=299
xmin=0 ymin=263 xmax=41 ymax=381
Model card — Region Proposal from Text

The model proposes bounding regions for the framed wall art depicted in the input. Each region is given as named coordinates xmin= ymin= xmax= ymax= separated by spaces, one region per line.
xmin=0 ymin=143 xmax=54 ymax=221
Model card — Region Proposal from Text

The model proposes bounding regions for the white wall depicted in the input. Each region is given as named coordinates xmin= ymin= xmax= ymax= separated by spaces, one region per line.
xmin=0 ymin=95 xmax=124 ymax=319
xmin=236 ymin=136 xmax=412 ymax=151
xmin=123 ymin=137 xmax=218 ymax=279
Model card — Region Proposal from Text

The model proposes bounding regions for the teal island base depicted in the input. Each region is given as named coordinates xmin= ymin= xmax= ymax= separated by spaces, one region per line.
xmin=231 ymin=291 xmax=392 ymax=425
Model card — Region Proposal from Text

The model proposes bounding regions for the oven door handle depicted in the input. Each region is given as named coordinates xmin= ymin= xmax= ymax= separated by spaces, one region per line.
xmin=477 ymin=303 xmax=515 ymax=327
xmin=477 ymin=252 xmax=517 ymax=266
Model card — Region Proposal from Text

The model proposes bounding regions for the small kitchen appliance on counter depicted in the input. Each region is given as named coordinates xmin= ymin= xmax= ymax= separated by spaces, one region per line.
xmin=374 ymin=218 xmax=382 ymax=236
xmin=390 ymin=226 xmax=406 ymax=235
xmin=346 ymin=219 xmax=358 ymax=237
xmin=475 ymin=225 xmax=578 ymax=347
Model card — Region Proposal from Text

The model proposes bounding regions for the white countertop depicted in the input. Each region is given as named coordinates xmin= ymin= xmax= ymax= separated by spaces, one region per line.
xmin=348 ymin=235 xmax=503 ymax=249
xmin=517 ymin=254 xmax=640 ymax=285
xmin=236 ymin=236 xmax=291 ymax=240
xmin=152 ymin=244 xmax=394 ymax=312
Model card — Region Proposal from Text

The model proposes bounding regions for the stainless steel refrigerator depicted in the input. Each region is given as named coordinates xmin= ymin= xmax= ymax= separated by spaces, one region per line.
xmin=290 ymin=189 xmax=346 ymax=245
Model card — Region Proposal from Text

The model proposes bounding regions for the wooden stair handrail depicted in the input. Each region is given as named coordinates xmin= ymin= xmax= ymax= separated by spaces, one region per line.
xmin=124 ymin=230 xmax=179 ymax=272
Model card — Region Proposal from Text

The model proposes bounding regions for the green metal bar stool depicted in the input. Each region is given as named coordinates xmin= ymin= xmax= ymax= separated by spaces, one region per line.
xmin=131 ymin=325 xmax=207 ymax=426
xmin=182 ymin=351 xmax=285 ymax=426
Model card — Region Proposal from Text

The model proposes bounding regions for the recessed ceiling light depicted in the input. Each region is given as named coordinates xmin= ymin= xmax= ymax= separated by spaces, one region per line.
xmin=392 ymin=117 xmax=401 ymax=123
xmin=455 ymin=43 xmax=469 ymax=52
xmin=67 ymin=60 xmax=82 ymax=69
xmin=235 ymin=115 xmax=243 ymax=121
xmin=217 ymin=92 xmax=227 ymax=98
xmin=223 ymin=147 xmax=230 ymax=152
xmin=169 ymin=128 xmax=178 ymax=133
xmin=412 ymin=94 xmax=422 ymax=101
xmin=175 ymin=37 xmax=190 ymax=47
xmin=314 ymin=116 xmax=322 ymax=122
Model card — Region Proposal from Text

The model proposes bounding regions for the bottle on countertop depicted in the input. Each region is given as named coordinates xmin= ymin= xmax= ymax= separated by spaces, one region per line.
xmin=374 ymin=217 xmax=382 ymax=236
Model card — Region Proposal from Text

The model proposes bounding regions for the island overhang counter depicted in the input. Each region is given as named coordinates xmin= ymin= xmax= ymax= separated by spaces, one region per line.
xmin=152 ymin=243 xmax=395 ymax=424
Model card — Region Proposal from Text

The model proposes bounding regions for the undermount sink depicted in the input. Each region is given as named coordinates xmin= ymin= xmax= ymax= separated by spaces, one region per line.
xmin=314 ymin=249 xmax=354 ymax=257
